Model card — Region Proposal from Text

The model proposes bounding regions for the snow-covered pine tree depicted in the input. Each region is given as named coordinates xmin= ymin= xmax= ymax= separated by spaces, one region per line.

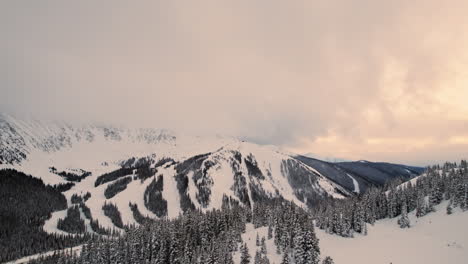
xmin=240 ymin=243 xmax=251 ymax=264
xmin=280 ymin=225 xmax=290 ymax=253
xmin=322 ymin=256 xmax=335 ymax=264
xmin=267 ymin=224 xmax=273 ymax=239
xmin=341 ymin=210 xmax=353 ymax=237
xmin=387 ymin=189 xmax=397 ymax=218
xmin=306 ymin=228 xmax=320 ymax=264
xmin=281 ymin=250 xmax=290 ymax=264
xmin=361 ymin=220 xmax=368 ymax=235
xmin=330 ymin=210 xmax=342 ymax=235
xmin=293 ymin=225 xmax=320 ymax=264
xmin=261 ymin=237 xmax=267 ymax=255
xmin=447 ymin=200 xmax=453 ymax=215
xmin=254 ymin=250 xmax=262 ymax=264
xmin=398 ymin=199 xmax=410 ymax=228
xmin=415 ymin=191 xmax=427 ymax=218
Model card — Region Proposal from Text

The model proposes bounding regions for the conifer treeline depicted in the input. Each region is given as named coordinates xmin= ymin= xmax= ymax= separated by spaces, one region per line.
xmin=37 ymin=197 xmax=324 ymax=264
xmin=0 ymin=169 xmax=88 ymax=263
xmin=313 ymin=161 xmax=468 ymax=236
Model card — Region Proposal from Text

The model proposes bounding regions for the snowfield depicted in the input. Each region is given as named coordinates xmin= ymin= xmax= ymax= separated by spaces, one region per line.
xmin=317 ymin=201 xmax=468 ymax=264
xmin=235 ymin=201 xmax=468 ymax=264
xmin=234 ymin=224 xmax=282 ymax=264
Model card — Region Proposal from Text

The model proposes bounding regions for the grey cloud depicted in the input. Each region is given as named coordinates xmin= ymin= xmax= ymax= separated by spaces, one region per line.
xmin=1 ymin=0 xmax=467 ymax=164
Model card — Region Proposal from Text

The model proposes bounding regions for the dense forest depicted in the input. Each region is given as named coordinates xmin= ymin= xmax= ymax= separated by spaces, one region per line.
xmin=312 ymin=161 xmax=468 ymax=236
xmin=57 ymin=205 xmax=86 ymax=234
xmin=144 ymin=175 xmax=168 ymax=217
xmin=49 ymin=167 xmax=92 ymax=182
xmin=104 ymin=176 xmax=132 ymax=199
xmin=102 ymin=202 xmax=124 ymax=229
xmin=29 ymin=197 xmax=327 ymax=264
xmin=0 ymin=169 xmax=89 ymax=263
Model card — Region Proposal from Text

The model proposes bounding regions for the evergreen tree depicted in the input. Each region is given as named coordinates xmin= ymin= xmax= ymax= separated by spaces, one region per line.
xmin=254 ymin=250 xmax=262 ymax=264
xmin=447 ymin=201 xmax=453 ymax=215
xmin=267 ymin=224 xmax=273 ymax=240
xmin=281 ymin=250 xmax=290 ymax=264
xmin=240 ymin=243 xmax=251 ymax=264
xmin=415 ymin=192 xmax=427 ymax=218
xmin=261 ymin=237 xmax=267 ymax=255
xmin=294 ymin=225 xmax=319 ymax=264
xmin=322 ymin=256 xmax=334 ymax=264
xmin=398 ymin=200 xmax=410 ymax=228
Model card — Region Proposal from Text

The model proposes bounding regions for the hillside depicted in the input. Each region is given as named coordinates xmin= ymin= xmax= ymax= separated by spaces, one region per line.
xmin=296 ymin=155 xmax=424 ymax=193
xmin=0 ymin=114 xmax=354 ymax=233
xmin=317 ymin=200 xmax=468 ymax=264
xmin=0 ymin=113 xmax=434 ymax=263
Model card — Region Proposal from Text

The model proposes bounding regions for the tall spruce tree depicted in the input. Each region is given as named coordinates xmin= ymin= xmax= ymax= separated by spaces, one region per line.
xmin=398 ymin=199 xmax=410 ymax=228
xmin=240 ymin=243 xmax=251 ymax=264
xmin=322 ymin=256 xmax=335 ymax=264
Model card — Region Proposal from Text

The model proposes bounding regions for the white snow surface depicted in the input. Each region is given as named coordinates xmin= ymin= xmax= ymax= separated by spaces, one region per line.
xmin=160 ymin=166 xmax=182 ymax=218
xmin=317 ymin=201 xmax=468 ymax=264
xmin=43 ymin=209 xmax=72 ymax=236
xmin=234 ymin=224 xmax=282 ymax=264
xmin=237 ymin=201 xmax=468 ymax=264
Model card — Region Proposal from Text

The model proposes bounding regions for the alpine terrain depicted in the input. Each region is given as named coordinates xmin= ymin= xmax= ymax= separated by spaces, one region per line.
xmin=1 ymin=114 xmax=467 ymax=264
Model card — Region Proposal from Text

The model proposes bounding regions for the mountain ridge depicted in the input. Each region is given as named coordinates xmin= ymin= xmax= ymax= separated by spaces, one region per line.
xmin=0 ymin=114 xmax=423 ymax=233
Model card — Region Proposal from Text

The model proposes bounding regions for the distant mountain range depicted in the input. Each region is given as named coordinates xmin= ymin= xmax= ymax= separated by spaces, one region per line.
xmin=295 ymin=155 xmax=424 ymax=194
xmin=302 ymin=153 xmax=351 ymax=163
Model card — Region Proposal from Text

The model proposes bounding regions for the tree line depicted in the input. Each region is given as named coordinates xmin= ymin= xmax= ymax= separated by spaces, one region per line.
xmin=313 ymin=161 xmax=468 ymax=236
xmin=30 ymin=196 xmax=334 ymax=264
xmin=0 ymin=169 xmax=88 ymax=263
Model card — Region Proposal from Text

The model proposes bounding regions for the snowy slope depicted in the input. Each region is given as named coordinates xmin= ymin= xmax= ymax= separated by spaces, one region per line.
xmin=54 ymin=142 xmax=349 ymax=230
xmin=0 ymin=114 xmax=350 ymax=233
xmin=317 ymin=201 xmax=468 ymax=264
xmin=233 ymin=201 xmax=468 ymax=264
xmin=233 ymin=224 xmax=282 ymax=264
xmin=6 ymin=246 xmax=83 ymax=264
xmin=0 ymin=113 xmax=176 ymax=166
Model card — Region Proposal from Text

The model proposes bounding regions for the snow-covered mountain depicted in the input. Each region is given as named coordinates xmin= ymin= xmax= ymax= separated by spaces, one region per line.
xmin=5 ymin=114 xmax=461 ymax=264
xmin=0 ymin=113 xmax=176 ymax=165
xmin=0 ymin=114 xmax=353 ymax=232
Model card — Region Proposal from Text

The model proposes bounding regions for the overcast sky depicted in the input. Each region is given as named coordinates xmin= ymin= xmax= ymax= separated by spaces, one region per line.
xmin=1 ymin=1 xmax=468 ymax=166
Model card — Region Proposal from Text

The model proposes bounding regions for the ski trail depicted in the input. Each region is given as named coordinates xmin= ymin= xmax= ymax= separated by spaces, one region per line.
xmin=6 ymin=245 xmax=83 ymax=264
xmin=347 ymin=173 xmax=360 ymax=193
xmin=160 ymin=165 xmax=181 ymax=218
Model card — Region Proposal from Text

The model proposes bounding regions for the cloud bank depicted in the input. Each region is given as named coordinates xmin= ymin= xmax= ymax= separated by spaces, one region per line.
xmin=1 ymin=0 xmax=468 ymax=165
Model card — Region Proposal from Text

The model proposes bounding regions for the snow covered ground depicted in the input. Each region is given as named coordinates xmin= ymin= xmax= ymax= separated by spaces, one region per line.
xmin=5 ymin=246 xmax=82 ymax=264
xmin=233 ymin=224 xmax=282 ymax=264
xmin=235 ymin=201 xmax=468 ymax=264
xmin=317 ymin=201 xmax=468 ymax=264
